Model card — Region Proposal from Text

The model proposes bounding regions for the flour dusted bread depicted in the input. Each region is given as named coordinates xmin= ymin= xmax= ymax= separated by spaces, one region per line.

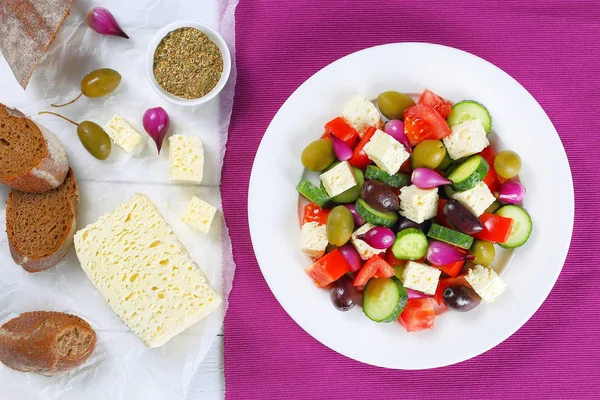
xmin=0 ymin=104 xmax=69 ymax=193
xmin=6 ymin=168 xmax=79 ymax=273
xmin=0 ymin=312 xmax=96 ymax=376
xmin=0 ymin=0 xmax=75 ymax=89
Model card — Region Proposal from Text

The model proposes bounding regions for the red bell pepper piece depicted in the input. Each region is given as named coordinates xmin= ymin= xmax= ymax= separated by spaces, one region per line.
xmin=399 ymin=158 xmax=411 ymax=175
xmin=322 ymin=117 xmax=359 ymax=148
xmin=348 ymin=126 xmax=377 ymax=170
xmin=305 ymin=249 xmax=351 ymax=288
xmin=436 ymin=198 xmax=449 ymax=227
xmin=434 ymin=275 xmax=470 ymax=305
xmin=353 ymin=255 xmax=394 ymax=286
xmin=479 ymin=146 xmax=500 ymax=193
xmin=385 ymin=248 xmax=405 ymax=267
xmin=302 ymin=204 xmax=330 ymax=225
xmin=399 ymin=298 xmax=435 ymax=332
xmin=474 ymin=213 xmax=514 ymax=243
xmin=433 ymin=260 xmax=465 ymax=278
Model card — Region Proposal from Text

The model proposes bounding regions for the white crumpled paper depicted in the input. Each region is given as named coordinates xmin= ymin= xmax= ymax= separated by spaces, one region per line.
xmin=0 ymin=0 xmax=237 ymax=399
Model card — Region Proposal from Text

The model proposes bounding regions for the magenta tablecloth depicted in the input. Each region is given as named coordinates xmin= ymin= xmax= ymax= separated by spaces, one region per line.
xmin=222 ymin=1 xmax=600 ymax=399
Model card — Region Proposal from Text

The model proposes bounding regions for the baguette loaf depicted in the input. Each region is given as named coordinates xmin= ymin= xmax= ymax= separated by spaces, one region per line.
xmin=0 ymin=104 xmax=69 ymax=193
xmin=6 ymin=168 xmax=79 ymax=273
xmin=0 ymin=312 xmax=96 ymax=376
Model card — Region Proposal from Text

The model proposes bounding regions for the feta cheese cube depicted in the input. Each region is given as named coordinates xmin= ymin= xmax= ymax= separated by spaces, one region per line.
xmin=452 ymin=182 xmax=495 ymax=216
xmin=443 ymin=119 xmax=489 ymax=160
xmin=104 ymin=114 xmax=144 ymax=154
xmin=351 ymin=223 xmax=385 ymax=260
xmin=341 ymin=94 xmax=381 ymax=135
xmin=169 ymin=135 xmax=204 ymax=184
xmin=181 ymin=196 xmax=218 ymax=233
xmin=320 ymin=161 xmax=357 ymax=197
xmin=363 ymin=129 xmax=410 ymax=175
xmin=300 ymin=222 xmax=328 ymax=259
xmin=399 ymin=185 xmax=439 ymax=224
xmin=402 ymin=261 xmax=441 ymax=295
xmin=465 ymin=264 xmax=507 ymax=303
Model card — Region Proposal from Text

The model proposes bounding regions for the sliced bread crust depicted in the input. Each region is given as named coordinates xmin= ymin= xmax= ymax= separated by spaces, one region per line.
xmin=0 ymin=105 xmax=69 ymax=193
xmin=6 ymin=168 xmax=79 ymax=273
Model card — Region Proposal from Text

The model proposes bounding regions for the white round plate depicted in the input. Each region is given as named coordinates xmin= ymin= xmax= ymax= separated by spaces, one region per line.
xmin=248 ymin=43 xmax=574 ymax=369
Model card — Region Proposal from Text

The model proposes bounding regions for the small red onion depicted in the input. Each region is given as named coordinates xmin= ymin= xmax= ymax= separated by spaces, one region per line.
xmin=356 ymin=227 xmax=395 ymax=249
xmin=143 ymin=107 xmax=170 ymax=153
xmin=344 ymin=204 xmax=365 ymax=226
xmin=497 ymin=181 xmax=526 ymax=204
xmin=407 ymin=288 xmax=431 ymax=300
xmin=411 ymin=168 xmax=452 ymax=189
xmin=427 ymin=241 xmax=474 ymax=265
xmin=87 ymin=7 xmax=129 ymax=39
xmin=385 ymin=119 xmax=411 ymax=152
xmin=338 ymin=244 xmax=363 ymax=272
xmin=330 ymin=134 xmax=353 ymax=161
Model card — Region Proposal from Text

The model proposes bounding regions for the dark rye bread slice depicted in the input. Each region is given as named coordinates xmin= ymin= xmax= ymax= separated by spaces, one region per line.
xmin=0 ymin=311 xmax=96 ymax=376
xmin=6 ymin=168 xmax=79 ymax=273
xmin=0 ymin=0 xmax=75 ymax=89
xmin=0 ymin=104 xmax=68 ymax=193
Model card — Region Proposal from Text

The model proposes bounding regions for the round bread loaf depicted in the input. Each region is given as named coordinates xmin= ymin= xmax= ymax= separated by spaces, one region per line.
xmin=0 ymin=104 xmax=69 ymax=193
xmin=6 ymin=168 xmax=79 ymax=273
xmin=0 ymin=312 xmax=96 ymax=376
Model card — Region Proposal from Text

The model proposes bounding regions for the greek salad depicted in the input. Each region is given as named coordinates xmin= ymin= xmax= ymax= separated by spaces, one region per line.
xmin=296 ymin=90 xmax=532 ymax=332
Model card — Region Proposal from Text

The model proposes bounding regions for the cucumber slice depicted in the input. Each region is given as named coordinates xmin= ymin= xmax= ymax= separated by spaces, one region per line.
xmin=447 ymin=155 xmax=489 ymax=192
xmin=363 ymin=277 xmax=408 ymax=322
xmin=496 ymin=205 xmax=532 ymax=248
xmin=427 ymin=223 xmax=474 ymax=250
xmin=391 ymin=228 xmax=429 ymax=260
xmin=447 ymin=100 xmax=492 ymax=134
xmin=297 ymin=180 xmax=330 ymax=208
xmin=444 ymin=185 xmax=456 ymax=199
xmin=365 ymin=166 xmax=410 ymax=189
xmin=354 ymin=198 xmax=399 ymax=228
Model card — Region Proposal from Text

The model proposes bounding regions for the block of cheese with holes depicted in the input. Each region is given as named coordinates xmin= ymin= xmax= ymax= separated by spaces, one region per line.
xmin=73 ymin=193 xmax=221 ymax=348
xmin=169 ymin=134 xmax=204 ymax=183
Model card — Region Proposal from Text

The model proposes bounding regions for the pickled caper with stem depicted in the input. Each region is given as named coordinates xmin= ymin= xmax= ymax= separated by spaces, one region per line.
xmin=38 ymin=111 xmax=111 ymax=160
xmin=51 ymin=68 xmax=122 ymax=108
xmin=326 ymin=206 xmax=355 ymax=246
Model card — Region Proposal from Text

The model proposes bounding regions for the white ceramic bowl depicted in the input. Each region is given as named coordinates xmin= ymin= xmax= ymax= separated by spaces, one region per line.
xmin=248 ymin=43 xmax=574 ymax=369
xmin=146 ymin=20 xmax=231 ymax=106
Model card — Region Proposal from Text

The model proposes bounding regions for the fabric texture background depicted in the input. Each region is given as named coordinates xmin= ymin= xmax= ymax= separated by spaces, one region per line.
xmin=222 ymin=1 xmax=600 ymax=399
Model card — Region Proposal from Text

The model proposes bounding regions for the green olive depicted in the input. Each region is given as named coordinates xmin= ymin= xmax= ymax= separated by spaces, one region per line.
xmin=377 ymin=91 xmax=415 ymax=120
xmin=81 ymin=68 xmax=122 ymax=98
xmin=301 ymin=139 xmax=335 ymax=171
xmin=485 ymin=201 xmax=502 ymax=214
xmin=494 ymin=150 xmax=522 ymax=179
xmin=77 ymin=121 xmax=112 ymax=160
xmin=332 ymin=167 xmax=364 ymax=203
xmin=469 ymin=240 xmax=496 ymax=266
xmin=411 ymin=140 xmax=446 ymax=169
xmin=326 ymin=206 xmax=355 ymax=246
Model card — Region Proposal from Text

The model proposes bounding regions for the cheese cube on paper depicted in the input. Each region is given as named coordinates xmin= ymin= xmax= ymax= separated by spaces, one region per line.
xmin=320 ymin=161 xmax=357 ymax=197
xmin=300 ymin=222 xmax=328 ymax=259
xmin=104 ymin=114 xmax=144 ymax=154
xmin=351 ymin=223 xmax=385 ymax=260
xmin=402 ymin=261 xmax=441 ymax=295
xmin=74 ymin=193 xmax=222 ymax=348
xmin=452 ymin=182 xmax=495 ymax=217
xmin=465 ymin=264 xmax=507 ymax=303
xmin=399 ymin=185 xmax=439 ymax=224
xmin=341 ymin=94 xmax=381 ymax=135
xmin=169 ymin=134 xmax=204 ymax=183
xmin=182 ymin=196 xmax=218 ymax=234
xmin=363 ymin=129 xmax=410 ymax=175
xmin=443 ymin=119 xmax=489 ymax=160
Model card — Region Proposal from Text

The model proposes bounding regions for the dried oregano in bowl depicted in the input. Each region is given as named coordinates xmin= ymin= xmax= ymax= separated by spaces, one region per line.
xmin=153 ymin=27 xmax=224 ymax=100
